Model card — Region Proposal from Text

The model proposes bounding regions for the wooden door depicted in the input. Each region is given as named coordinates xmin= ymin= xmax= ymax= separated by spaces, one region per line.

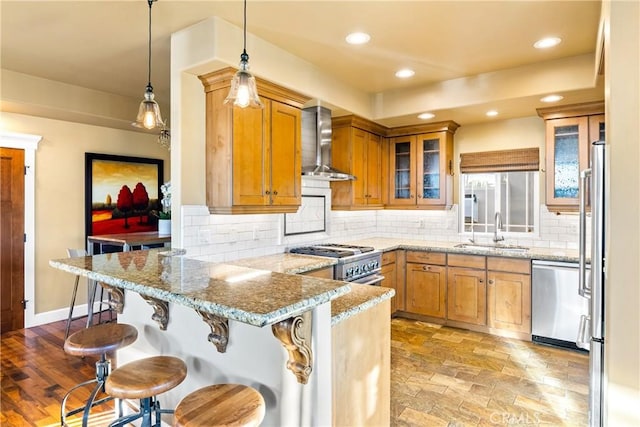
xmin=270 ymin=100 xmax=302 ymax=207
xmin=447 ymin=267 xmax=486 ymax=325
xmin=380 ymin=262 xmax=397 ymax=314
xmin=406 ymin=263 xmax=446 ymax=318
xmin=1 ymin=148 xmax=25 ymax=333
xmin=487 ymin=271 xmax=531 ymax=333
xmin=366 ymin=133 xmax=382 ymax=205
xmin=232 ymin=102 xmax=268 ymax=206
xmin=388 ymin=136 xmax=416 ymax=206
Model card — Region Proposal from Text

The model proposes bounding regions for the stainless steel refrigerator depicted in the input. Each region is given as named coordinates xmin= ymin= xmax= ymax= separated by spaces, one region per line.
xmin=578 ymin=141 xmax=606 ymax=427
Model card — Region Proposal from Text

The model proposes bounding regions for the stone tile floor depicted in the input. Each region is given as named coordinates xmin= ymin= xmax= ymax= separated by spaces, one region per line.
xmin=390 ymin=318 xmax=589 ymax=427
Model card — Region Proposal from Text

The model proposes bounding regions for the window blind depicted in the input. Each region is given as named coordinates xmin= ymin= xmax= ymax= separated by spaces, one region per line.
xmin=459 ymin=147 xmax=539 ymax=173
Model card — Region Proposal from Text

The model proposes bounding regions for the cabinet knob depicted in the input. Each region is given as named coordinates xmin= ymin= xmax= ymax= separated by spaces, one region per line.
xmin=265 ymin=190 xmax=271 ymax=195
xmin=417 ymin=195 xmax=422 ymax=199
xmin=479 ymin=279 xmax=484 ymax=283
xmin=273 ymin=190 xmax=278 ymax=195
xmin=488 ymin=279 xmax=494 ymax=285
xmin=423 ymin=266 xmax=431 ymax=271
xmin=410 ymin=194 xmax=414 ymax=198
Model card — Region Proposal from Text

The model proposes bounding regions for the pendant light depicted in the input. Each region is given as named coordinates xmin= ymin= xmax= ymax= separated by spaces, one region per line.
xmin=224 ymin=0 xmax=263 ymax=109
xmin=133 ymin=0 xmax=164 ymax=130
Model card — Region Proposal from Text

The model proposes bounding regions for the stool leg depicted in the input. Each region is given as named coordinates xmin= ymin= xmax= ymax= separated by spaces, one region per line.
xmin=64 ymin=276 xmax=80 ymax=342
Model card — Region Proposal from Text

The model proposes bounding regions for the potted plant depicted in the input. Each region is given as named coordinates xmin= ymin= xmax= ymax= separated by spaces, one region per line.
xmin=157 ymin=181 xmax=171 ymax=236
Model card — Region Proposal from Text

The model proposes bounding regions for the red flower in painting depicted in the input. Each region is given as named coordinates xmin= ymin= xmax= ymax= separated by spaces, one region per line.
xmin=117 ymin=185 xmax=134 ymax=229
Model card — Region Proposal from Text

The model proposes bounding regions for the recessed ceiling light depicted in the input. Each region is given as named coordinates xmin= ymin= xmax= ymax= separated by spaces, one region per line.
xmin=395 ymin=68 xmax=415 ymax=78
xmin=534 ymin=37 xmax=562 ymax=49
xmin=418 ymin=112 xmax=435 ymax=120
xmin=486 ymin=110 xmax=499 ymax=117
xmin=345 ymin=32 xmax=371 ymax=45
xmin=540 ymin=94 xmax=564 ymax=103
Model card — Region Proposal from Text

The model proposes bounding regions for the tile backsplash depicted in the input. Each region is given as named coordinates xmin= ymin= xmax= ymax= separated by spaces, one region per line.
xmin=181 ymin=185 xmax=586 ymax=262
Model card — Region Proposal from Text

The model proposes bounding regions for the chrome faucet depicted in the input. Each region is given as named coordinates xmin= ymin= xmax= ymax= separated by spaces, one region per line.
xmin=493 ymin=212 xmax=505 ymax=243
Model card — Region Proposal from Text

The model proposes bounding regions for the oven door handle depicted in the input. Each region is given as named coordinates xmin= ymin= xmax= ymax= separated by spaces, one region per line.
xmin=351 ymin=274 xmax=385 ymax=286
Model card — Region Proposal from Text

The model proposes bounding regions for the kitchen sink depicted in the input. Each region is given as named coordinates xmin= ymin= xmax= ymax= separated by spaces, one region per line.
xmin=454 ymin=243 xmax=530 ymax=253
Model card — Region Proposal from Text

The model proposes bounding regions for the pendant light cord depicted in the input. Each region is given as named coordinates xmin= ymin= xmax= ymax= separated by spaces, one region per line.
xmin=243 ymin=0 xmax=247 ymax=54
xmin=147 ymin=0 xmax=154 ymax=87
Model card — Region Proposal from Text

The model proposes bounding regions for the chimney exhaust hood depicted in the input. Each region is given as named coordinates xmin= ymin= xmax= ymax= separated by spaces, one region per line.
xmin=301 ymin=105 xmax=355 ymax=181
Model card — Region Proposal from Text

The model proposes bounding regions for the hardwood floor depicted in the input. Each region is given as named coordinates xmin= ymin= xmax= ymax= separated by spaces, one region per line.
xmin=1 ymin=316 xmax=589 ymax=426
xmin=391 ymin=317 xmax=589 ymax=426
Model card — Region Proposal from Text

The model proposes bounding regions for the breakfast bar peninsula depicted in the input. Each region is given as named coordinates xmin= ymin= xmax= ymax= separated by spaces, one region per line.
xmin=50 ymin=248 xmax=392 ymax=425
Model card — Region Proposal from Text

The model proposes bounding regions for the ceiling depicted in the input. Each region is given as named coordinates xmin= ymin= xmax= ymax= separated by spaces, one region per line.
xmin=1 ymin=0 xmax=604 ymax=127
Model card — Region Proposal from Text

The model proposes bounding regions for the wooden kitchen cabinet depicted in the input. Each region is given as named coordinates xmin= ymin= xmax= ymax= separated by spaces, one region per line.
xmin=330 ymin=116 xmax=386 ymax=210
xmin=537 ymin=101 xmax=604 ymax=212
xmin=446 ymin=254 xmax=486 ymax=325
xmin=387 ymin=121 xmax=458 ymax=209
xmin=487 ymin=257 xmax=531 ymax=335
xmin=406 ymin=251 xmax=447 ymax=318
xmin=380 ymin=251 xmax=398 ymax=314
xmin=199 ymin=68 xmax=310 ymax=214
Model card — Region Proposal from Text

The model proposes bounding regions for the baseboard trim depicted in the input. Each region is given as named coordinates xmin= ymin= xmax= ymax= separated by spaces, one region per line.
xmin=26 ymin=301 xmax=107 ymax=328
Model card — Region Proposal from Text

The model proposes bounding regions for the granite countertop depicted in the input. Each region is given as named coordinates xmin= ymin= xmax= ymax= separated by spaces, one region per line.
xmin=230 ymin=253 xmax=337 ymax=274
xmin=49 ymin=249 xmax=350 ymax=328
xmin=343 ymin=237 xmax=581 ymax=263
xmin=230 ymin=253 xmax=395 ymax=325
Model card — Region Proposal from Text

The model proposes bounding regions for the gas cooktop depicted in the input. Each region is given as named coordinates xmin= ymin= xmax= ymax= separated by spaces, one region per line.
xmin=289 ymin=243 xmax=375 ymax=259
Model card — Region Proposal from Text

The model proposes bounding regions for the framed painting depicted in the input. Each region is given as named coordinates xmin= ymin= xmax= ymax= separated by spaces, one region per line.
xmin=85 ymin=153 xmax=164 ymax=241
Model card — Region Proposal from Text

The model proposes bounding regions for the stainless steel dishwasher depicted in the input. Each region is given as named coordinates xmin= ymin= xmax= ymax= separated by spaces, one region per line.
xmin=531 ymin=260 xmax=590 ymax=351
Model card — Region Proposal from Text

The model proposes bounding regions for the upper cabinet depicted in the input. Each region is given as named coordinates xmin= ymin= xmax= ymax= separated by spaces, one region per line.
xmin=330 ymin=116 xmax=387 ymax=210
xmin=537 ymin=101 xmax=604 ymax=212
xmin=199 ymin=68 xmax=310 ymax=214
xmin=387 ymin=121 xmax=459 ymax=209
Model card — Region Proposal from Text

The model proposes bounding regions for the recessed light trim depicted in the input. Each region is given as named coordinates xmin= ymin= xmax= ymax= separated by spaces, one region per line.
xmin=534 ymin=37 xmax=562 ymax=49
xmin=486 ymin=110 xmax=499 ymax=117
xmin=395 ymin=68 xmax=415 ymax=78
xmin=541 ymin=94 xmax=564 ymax=103
xmin=345 ymin=32 xmax=371 ymax=45
xmin=418 ymin=112 xmax=435 ymax=120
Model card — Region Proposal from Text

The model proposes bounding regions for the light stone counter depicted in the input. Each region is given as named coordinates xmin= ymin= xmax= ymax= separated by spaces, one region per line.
xmin=50 ymin=249 xmax=349 ymax=327
xmin=343 ymin=237 xmax=580 ymax=263
xmin=230 ymin=253 xmax=395 ymax=325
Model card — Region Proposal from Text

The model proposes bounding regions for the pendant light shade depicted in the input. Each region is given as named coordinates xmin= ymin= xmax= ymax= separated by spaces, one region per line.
xmin=133 ymin=0 xmax=165 ymax=130
xmin=224 ymin=0 xmax=263 ymax=109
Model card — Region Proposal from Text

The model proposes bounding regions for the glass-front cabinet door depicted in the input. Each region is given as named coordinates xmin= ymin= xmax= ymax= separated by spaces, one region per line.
xmin=545 ymin=117 xmax=589 ymax=210
xmin=417 ymin=133 xmax=446 ymax=206
xmin=389 ymin=136 xmax=416 ymax=205
xmin=389 ymin=131 xmax=452 ymax=207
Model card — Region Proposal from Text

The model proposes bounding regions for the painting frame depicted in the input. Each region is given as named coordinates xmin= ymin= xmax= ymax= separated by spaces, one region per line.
xmin=85 ymin=152 xmax=164 ymax=242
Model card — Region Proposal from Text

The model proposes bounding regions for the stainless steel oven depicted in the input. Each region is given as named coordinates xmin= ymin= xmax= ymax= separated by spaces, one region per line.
xmin=289 ymin=244 xmax=384 ymax=285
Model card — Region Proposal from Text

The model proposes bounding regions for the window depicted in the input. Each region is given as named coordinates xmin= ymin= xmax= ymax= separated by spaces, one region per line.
xmin=461 ymin=171 xmax=538 ymax=234
xmin=459 ymin=147 xmax=540 ymax=236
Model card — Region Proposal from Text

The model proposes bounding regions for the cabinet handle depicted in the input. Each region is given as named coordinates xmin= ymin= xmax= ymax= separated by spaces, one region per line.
xmin=417 ymin=195 xmax=422 ymax=199
xmin=265 ymin=190 xmax=271 ymax=195
xmin=273 ymin=190 xmax=278 ymax=196
xmin=410 ymin=194 xmax=414 ymax=198
xmin=488 ymin=279 xmax=494 ymax=285
xmin=423 ymin=266 xmax=430 ymax=271
xmin=479 ymin=279 xmax=484 ymax=283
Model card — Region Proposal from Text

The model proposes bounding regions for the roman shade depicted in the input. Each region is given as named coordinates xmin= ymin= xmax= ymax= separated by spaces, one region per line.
xmin=459 ymin=147 xmax=540 ymax=173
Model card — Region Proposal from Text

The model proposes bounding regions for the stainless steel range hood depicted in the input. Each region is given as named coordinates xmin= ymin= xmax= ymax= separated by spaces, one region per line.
xmin=301 ymin=105 xmax=355 ymax=181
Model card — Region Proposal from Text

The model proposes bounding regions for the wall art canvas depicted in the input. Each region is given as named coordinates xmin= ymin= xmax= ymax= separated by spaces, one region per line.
xmin=85 ymin=153 xmax=164 ymax=238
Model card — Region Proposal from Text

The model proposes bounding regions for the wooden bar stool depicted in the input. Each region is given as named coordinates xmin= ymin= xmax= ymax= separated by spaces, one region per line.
xmin=105 ymin=355 xmax=187 ymax=427
xmin=61 ymin=322 xmax=138 ymax=427
xmin=174 ymin=384 xmax=266 ymax=427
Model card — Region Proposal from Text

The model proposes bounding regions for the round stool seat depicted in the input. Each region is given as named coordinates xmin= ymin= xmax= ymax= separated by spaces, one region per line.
xmin=106 ymin=356 xmax=187 ymax=400
xmin=174 ymin=384 xmax=266 ymax=427
xmin=63 ymin=322 xmax=138 ymax=357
